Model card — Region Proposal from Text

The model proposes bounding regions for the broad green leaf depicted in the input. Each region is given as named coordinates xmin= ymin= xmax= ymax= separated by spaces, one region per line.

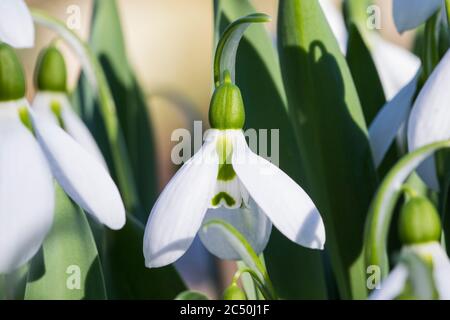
xmin=215 ymin=0 xmax=328 ymax=300
xmin=25 ymin=185 xmax=106 ymax=300
xmin=101 ymin=214 xmax=185 ymax=299
xmin=175 ymin=291 xmax=209 ymax=300
xmin=364 ymin=140 xmax=450 ymax=281
xmin=84 ymin=0 xmax=159 ymax=220
xmin=278 ymin=0 xmax=378 ymax=299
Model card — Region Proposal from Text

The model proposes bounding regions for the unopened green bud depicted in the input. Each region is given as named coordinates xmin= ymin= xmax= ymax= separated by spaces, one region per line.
xmin=209 ymin=72 xmax=245 ymax=129
xmin=222 ymin=283 xmax=246 ymax=300
xmin=398 ymin=197 xmax=441 ymax=245
xmin=35 ymin=46 xmax=67 ymax=92
xmin=0 ymin=43 xmax=26 ymax=101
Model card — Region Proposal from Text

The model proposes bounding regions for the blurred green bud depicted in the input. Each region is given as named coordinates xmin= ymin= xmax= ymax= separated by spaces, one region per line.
xmin=222 ymin=283 xmax=246 ymax=300
xmin=0 ymin=43 xmax=26 ymax=101
xmin=398 ymin=196 xmax=441 ymax=245
xmin=35 ymin=46 xmax=67 ymax=92
xmin=209 ymin=71 xmax=245 ymax=130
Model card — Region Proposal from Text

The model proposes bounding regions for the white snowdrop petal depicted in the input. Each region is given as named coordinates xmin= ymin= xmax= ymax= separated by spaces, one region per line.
xmin=33 ymin=92 xmax=107 ymax=167
xmin=369 ymin=74 xmax=418 ymax=167
xmin=371 ymin=35 xmax=421 ymax=100
xmin=0 ymin=102 xmax=54 ymax=273
xmin=319 ymin=0 xmax=348 ymax=53
xmin=143 ymin=135 xmax=219 ymax=268
xmin=369 ymin=264 xmax=409 ymax=300
xmin=29 ymin=109 xmax=126 ymax=230
xmin=0 ymin=0 xmax=34 ymax=48
xmin=199 ymin=198 xmax=272 ymax=260
xmin=408 ymin=50 xmax=450 ymax=190
xmin=428 ymin=243 xmax=450 ymax=300
xmin=232 ymin=131 xmax=325 ymax=249
xmin=393 ymin=0 xmax=442 ymax=33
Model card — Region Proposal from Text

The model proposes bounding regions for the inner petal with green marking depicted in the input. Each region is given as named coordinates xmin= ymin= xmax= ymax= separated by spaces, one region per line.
xmin=210 ymin=131 xmax=248 ymax=209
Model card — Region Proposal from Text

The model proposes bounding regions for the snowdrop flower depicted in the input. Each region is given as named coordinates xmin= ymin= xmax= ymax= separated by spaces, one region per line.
xmin=319 ymin=0 xmax=420 ymax=100
xmin=144 ymin=73 xmax=325 ymax=268
xmin=371 ymin=197 xmax=450 ymax=300
xmin=407 ymin=49 xmax=450 ymax=190
xmin=0 ymin=43 xmax=125 ymax=273
xmin=393 ymin=0 xmax=443 ymax=33
xmin=0 ymin=0 xmax=34 ymax=48
xmin=32 ymin=46 xmax=107 ymax=167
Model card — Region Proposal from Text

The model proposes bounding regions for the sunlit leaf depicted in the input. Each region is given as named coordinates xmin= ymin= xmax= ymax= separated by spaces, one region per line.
xmin=278 ymin=0 xmax=378 ymax=299
xmin=101 ymin=214 xmax=186 ymax=299
xmin=25 ymin=185 xmax=106 ymax=300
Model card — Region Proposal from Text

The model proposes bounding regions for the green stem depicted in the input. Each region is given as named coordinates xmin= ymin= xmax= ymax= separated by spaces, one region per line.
xmin=213 ymin=13 xmax=270 ymax=87
xmin=31 ymin=9 xmax=139 ymax=212
xmin=232 ymin=268 xmax=276 ymax=300
xmin=422 ymin=12 xmax=439 ymax=80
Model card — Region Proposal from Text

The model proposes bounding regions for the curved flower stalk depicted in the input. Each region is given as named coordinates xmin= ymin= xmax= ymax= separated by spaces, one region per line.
xmin=0 ymin=43 xmax=125 ymax=273
xmin=143 ymin=14 xmax=325 ymax=268
xmin=319 ymin=0 xmax=421 ymax=101
xmin=393 ymin=0 xmax=443 ymax=33
xmin=370 ymin=197 xmax=450 ymax=300
xmin=32 ymin=45 xmax=107 ymax=167
xmin=364 ymin=140 xmax=450 ymax=278
xmin=0 ymin=0 xmax=34 ymax=48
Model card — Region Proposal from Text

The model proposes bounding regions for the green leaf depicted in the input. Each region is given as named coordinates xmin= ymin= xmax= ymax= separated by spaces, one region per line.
xmin=84 ymin=0 xmax=159 ymax=220
xmin=346 ymin=24 xmax=386 ymax=124
xmin=101 ymin=214 xmax=186 ymax=299
xmin=277 ymin=0 xmax=378 ymax=299
xmin=364 ymin=140 xmax=450 ymax=281
xmin=175 ymin=291 xmax=209 ymax=300
xmin=215 ymin=0 xmax=328 ymax=300
xmin=25 ymin=185 xmax=106 ymax=300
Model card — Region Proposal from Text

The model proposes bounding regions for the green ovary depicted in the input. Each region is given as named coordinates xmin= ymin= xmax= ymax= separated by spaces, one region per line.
xmin=211 ymin=192 xmax=236 ymax=207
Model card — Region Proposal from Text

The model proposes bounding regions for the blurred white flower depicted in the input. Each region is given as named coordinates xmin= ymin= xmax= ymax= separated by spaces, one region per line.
xmin=0 ymin=0 xmax=34 ymax=48
xmin=0 ymin=97 xmax=126 ymax=273
xmin=143 ymin=129 xmax=325 ymax=268
xmin=319 ymin=0 xmax=421 ymax=100
xmin=370 ymin=242 xmax=450 ymax=300
xmin=32 ymin=91 xmax=107 ymax=168
xmin=393 ymin=0 xmax=443 ymax=33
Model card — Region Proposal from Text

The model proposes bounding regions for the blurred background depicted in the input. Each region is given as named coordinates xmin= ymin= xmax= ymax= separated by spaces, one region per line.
xmin=21 ymin=0 xmax=416 ymax=298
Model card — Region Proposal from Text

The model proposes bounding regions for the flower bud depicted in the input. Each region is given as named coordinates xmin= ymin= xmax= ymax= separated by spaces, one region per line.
xmin=0 ymin=43 xmax=26 ymax=101
xmin=35 ymin=46 xmax=67 ymax=92
xmin=209 ymin=72 xmax=245 ymax=129
xmin=222 ymin=283 xmax=247 ymax=300
xmin=398 ymin=196 xmax=441 ymax=245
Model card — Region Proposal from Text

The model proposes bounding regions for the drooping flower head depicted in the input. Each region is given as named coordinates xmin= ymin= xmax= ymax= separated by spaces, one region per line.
xmin=143 ymin=14 xmax=326 ymax=267
xmin=0 ymin=43 xmax=125 ymax=273
xmin=370 ymin=196 xmax=450 ymax=300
